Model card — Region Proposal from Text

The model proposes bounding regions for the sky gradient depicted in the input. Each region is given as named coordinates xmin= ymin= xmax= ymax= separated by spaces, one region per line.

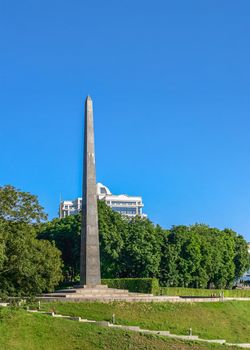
xmin=1 ymin=1 xmax=250 ymax=240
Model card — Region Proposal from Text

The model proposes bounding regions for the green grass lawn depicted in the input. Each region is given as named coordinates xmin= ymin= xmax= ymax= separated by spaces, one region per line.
xmin=40 ymin=300 xmax=250 ymax=343
xmin=0 ymin=307 xmax=241 ymax=350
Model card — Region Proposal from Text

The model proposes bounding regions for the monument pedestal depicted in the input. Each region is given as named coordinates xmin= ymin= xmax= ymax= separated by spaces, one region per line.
xmin=41 ymin=284 xmax=153 ymax=301
xmin=74 ymin=284 xmax=108 ymax=289
xmin=45 ymin=285 xmax=131 ymax=298
xmin=41 ymin=285 xmax=153 ymax=301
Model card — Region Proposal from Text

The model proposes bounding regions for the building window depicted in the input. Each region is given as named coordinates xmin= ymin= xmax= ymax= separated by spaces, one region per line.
xmin=112 ymin=207 xmax=136 ymax=215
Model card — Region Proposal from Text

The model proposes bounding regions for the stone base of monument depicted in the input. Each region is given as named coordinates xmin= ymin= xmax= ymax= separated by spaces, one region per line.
xmin=38 ymin=284 xmax=160 ymax=302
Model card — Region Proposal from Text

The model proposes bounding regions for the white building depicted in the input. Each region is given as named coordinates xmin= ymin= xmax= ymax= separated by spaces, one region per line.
xmin=59 ymin=183 xmax=146 ymax=219
xmin=241 ymin=243 xmax=250 ymax=282
xmin=59 ymin=198 xmax=82 ymax=217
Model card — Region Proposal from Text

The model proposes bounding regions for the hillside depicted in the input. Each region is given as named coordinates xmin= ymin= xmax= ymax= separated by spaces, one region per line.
xmin=0 ymin=307 xmax=241 ymax=350
xmin=41 ymin=300 xmax=250 ymax=343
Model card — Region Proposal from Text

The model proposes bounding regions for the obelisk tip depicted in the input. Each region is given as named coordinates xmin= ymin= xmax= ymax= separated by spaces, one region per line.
xmin=86 ymin=95 xmax=92 ymax=101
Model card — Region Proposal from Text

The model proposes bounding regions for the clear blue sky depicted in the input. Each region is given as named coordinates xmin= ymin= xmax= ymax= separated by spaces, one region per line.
xmin=1 ymin=1 xmax=250 ymax=240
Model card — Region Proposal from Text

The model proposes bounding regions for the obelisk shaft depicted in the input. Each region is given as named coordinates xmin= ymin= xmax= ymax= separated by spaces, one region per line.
xmin=80 ymin=96 xmax=101 ymax=286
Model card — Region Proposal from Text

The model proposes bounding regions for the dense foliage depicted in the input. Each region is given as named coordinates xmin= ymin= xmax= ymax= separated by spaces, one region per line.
xmin=38 ymin=214 xmax=81 ymax=282
xmin=101 ymin=278 xmax=159 ymax=294
xmin=158 ymin=287 xmax=250 ymax=298
xmin=0 ymin=185 xmax=47 ymax=223
xmin=159 ymin=225 xmax=249 ymax=288
xmin=0 ymin=185 xmax=63 ymax=297
xmin=1 ymin=184 xmax=248 ymax=296
xmin=39 ymin=201 xmax=250 ymax=289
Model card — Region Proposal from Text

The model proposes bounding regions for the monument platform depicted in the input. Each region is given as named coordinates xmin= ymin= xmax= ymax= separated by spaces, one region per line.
xmin=39 ymin=285 xmax=156 ymax=302
xmin=38 ymin=290 xmax=236 ymax=303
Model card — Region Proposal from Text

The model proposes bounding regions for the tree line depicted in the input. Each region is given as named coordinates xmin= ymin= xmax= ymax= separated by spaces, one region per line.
xmin=40 ymin=200 xmax=250 ymax=289
xmin=0 ymin=185 xmax=249 ymax=296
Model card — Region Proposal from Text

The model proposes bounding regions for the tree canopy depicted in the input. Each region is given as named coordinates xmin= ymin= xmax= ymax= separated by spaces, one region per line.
xmin=1 ymin=184 xmax=249 ymax=293
xmin=39 ymin=200 xmax=250 ymax=289
xmin=0 ymin=185 xmax=62 ymax=297
xmin=0 ymin=185 xmax=47 ymax=223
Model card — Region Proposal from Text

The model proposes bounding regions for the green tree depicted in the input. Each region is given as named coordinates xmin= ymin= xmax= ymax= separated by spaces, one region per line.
xmin=165 ymin=226 xmax=204 ymax=288
xmin=0 ymin=223 xmax=62 ymax=296
xmin=160 ymin=224 xmax=247 ymax=289
xmin=98 ymin=200 xmax=127 ymax=278
xmin=0 ymin=224 xmax=5 ymax=272
xmin=158 ymin=227 xmax=179 ymax=286
xmin=39 ymin=215 xmax=81 ymax=281
xmin=225 ymin=229 xmax=250 ymax=281
xmin=0 ymin=186 xmax=63 ymax=297
xmin=119 ymin=217 xmax=161 ymax=278
xmin=0 ymin=185 xmax=47 ymax=223
xmin=39 ymin=202 xmax=163 ymax=281
xmin=38 ymin=199 xmax=250 ymax=289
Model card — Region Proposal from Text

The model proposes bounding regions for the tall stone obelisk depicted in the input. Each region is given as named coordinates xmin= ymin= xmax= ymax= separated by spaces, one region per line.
xmin=80 ymin=96 xmax=101 ymax=286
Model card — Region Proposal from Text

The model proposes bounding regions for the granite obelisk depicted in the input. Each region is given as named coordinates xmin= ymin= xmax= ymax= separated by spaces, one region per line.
xmin=80 ymin=96 xmax=101 ymax=286
xmin=41 ymin=97 xmax=152 ymax=300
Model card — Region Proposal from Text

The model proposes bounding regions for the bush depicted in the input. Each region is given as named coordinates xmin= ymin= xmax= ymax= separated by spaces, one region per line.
xmin=159 ymin=287 xmax=250 ymax=298
xmin=101 ymin=278 xmax=159 ymax=294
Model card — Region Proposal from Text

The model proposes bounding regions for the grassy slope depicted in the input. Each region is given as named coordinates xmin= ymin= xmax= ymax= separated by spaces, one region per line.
xmin=0 ymin=308 xmax=240 ymax=350
xmin=41 ymin=301 xmax=250 ymax=343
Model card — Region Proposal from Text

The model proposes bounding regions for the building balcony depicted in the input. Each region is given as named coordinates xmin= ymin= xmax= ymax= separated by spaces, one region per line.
xmin=109 ymin=202 xmax=143 ymax=207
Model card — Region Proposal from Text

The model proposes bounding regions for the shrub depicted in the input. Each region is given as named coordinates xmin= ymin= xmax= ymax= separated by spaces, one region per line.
xmin=159 ymin=287 xmax=250 ymax=298
xmin=101 ymin=278 xmax=159 ymax=294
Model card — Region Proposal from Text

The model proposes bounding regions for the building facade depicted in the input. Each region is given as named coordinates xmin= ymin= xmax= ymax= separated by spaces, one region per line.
xmin=59 ymin=183 xmax=146 ymax=219
xmin=241 ymin=243 xmax=250 ymax=282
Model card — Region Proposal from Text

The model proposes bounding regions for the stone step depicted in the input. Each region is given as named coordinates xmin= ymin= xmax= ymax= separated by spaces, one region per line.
xmin=47 ymin=291 xmax=132 ymax=297
xmin=53 ymin=292 xmax=152 ymax=297
xmin=57 ymin=285 xmax=109 ymax=293
xmin=54 ymin=288 xmax=130 ymax=295
xmin=200 ymin=339 xmax=226 ymax=344
xmin=124 ymin=326 xmax=141 ymax=331
xmin=128 ymin=293 xmax=153 ymax=297
xmin=42 ymin=293 xmax=134 ymax=298
xmin=65 ymin=293 xmax=131 ymax=298
xmin=226 ymin=343 xmax=250 ymax=348
xmin=55 ymin=289 xmax=79 ymax=294
xmin=37 ymin=295 xmax=183 ymax=302
xmin=140 ymin=330 xmax=170 ymax=336
xmin=49 ymin=290 xmax=154 ymax=299
xmin=75 ymin=289 xmax=129 ymax=294
xmin=42 ymin=294 xmax=68 ymax=298
xmin=78 ymin=285 xmax=108 ymax=289
xmin=39 ymin=296 xmax=153 ymax=302
xmin=168 ymin=335 xmax=199 ymax=340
